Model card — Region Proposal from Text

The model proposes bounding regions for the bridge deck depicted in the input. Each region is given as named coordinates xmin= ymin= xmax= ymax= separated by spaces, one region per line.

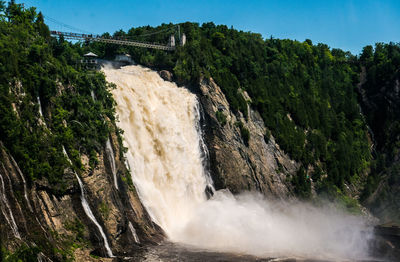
xmin=51 ymin=31 xmax=175 ymax=51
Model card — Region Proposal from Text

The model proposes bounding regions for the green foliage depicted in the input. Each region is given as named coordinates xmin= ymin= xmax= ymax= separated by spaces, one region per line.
xmin=64 ymin=219 xmax=85 ymax=242
xmin=235 ymin=121 xmax=250 ymax=146
xmin=338 ymin=194 xmax=362 ymax=214
xmin=98 ymin=201 xmax=110 ymax=219
xmin=0 ymin=2 xmax=116 ymax=196
xmin=359 ymin=43 xmax=400 ymax=219
xmin=1 ymin=244 xmax=40 ymax=262
xmin=0 ymin=1 xmax=375 ymax=202
xmin=215 ymin=110 xmax=227 ymax=126
xmin=292 ymin=167 xmax=311 ymax=199
xmin=85 ymin=22 xmax=372 ymax=196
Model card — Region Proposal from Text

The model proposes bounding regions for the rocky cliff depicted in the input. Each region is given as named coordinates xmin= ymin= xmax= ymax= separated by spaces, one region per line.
xmin=197 ymin=77 xmax=299 ymax=198
xmin=359 ymin=66 xmax=400 ymax=223
xmin=0 ymin=132 xmax=163 ymax=261
xmin=0 ymin=63 xmax=299 ymax=261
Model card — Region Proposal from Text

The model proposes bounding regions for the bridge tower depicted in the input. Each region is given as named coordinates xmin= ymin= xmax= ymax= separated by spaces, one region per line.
xmin=169 ymin=35 xmax=176 ymax=48
xmin=180 ymin=33 xmax=186 ymax=46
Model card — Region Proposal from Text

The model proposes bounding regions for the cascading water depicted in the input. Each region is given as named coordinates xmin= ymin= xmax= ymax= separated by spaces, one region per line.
xmin=75 ymin=174 xmax=114 ymax=257
xmin=37 ymin=96 xmax=47 ymax=127
xmin=90 ymin=90 xmax=96 ymax=101
xmin=128 ymin=221 xmax=140 ymax=243
xmin=105 ymin=138 xmax=118 ymax=190
xmin=104 ymin=65 xmax=209 ymax=238
xmin=62 ymin=146 xmax=114 ymax=257
xmin=104 ymin=65 xmax=372 ymax=260
xmin=37 ymin=96 xmax=44 ymax=117
xmin=0 ymin=172 xmax=20 ymax=239
xmin=10 ymin=155 xmax=33 ymax=212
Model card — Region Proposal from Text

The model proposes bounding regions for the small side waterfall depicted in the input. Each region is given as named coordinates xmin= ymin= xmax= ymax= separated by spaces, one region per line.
xmin=10 ymin=155 xmax=33 ymax=212
xmin=37 ymin=96 xmax=47 ymax=127
xmin=128 ymin=221 xmax=140 ymax=243
xmin=123 ymin=152 xmax=131 ymax=171
xmin=194 ymin=102 xmax=215 ymax=194
xmin=62 ymin=146 xmax=114 ymax=257
xmin=90 ymin=90 xmax=96 ymax=101
xmin=0 ymin=173 xmax=21 ymax=239
xmin=37 ymin=96 xmax=44 ymax=117
xmin=62 ymin=146 xmax=71 ymax=164
xmin=105 ymin=138 xmax=118 ymax=190
xmin=75 ymin=174 xmax=114 ymax=257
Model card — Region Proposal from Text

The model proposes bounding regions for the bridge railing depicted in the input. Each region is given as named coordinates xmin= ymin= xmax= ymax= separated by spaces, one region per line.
xmin=50 ymin=31 xmax=175 ymax=51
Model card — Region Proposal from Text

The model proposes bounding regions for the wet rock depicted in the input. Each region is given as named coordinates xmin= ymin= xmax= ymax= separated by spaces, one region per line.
xmin=159 ymin=70 xmax=173 ymax=82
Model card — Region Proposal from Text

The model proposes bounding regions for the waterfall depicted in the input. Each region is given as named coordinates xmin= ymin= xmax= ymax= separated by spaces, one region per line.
xmin=93 ymin=89 xmax=118 ymax=190
xmin=0 ymin=173 xmax=21 ymax=239
xmin=62 ymin=146 xmax=114 ymax=257
xmin=104 ymin=65 xmax=371 ymax=260
xmin=128 ymin=221 xmax=140 ymax=243
xmin=37 ymin=96 xmax=44 ymax=117
xmin=37 ymin=95 xmax=47 ymax=127
xmin=10 ymin=155 xmax=33 ymax=212
xmin=104 ymin=65 xmax=209 ymax=238
xmin=105 ymin=138 xmax=118 ymax=190
xmin=90 ymin=90 xmax=96 ymax=101
xmin=75 ymin=174 xmax=114 ymax=257
xmin=62 ymin=146 xmax=72 ymax=164
xmin=194 ymin=102 xmax=214 ymax=194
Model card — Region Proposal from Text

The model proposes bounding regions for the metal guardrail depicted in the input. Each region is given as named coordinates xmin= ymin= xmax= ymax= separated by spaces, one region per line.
xmin=51 ymin=31 xmax=175 ymax=51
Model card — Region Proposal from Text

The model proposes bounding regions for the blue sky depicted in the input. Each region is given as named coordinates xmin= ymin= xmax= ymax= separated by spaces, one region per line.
xmin=20 ymin=0 xmax=400 ymax=54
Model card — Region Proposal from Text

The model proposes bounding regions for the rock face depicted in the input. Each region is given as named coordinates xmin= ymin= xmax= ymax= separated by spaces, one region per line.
xmin=0 ymin=69 xmax=304 ymax=260
xmin=0 ymin=133 xmax=163 ymax=261
xmin=198 ymin=77 xmax=298 ymax=197
xmin=359 ymin=68 xmax=400 ymax=223
xmin=159 ymin=70 xmax=173 ymax=82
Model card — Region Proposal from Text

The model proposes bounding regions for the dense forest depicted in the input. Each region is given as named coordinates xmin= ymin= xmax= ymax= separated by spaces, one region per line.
xmin=87 ymin=22 xmax=374 ymax=201
xmin=0 ymin=1 xmax=117 ymax=195
xmin=87 ymin=22 xmax=399 ymax=216
xmin=1 ymin=0 xmax=399 ymax=232
xmin=0 ymin=2 xmax=123 ymax=259
xmin=1 ymin=1 xmax=400 ymax=260
xmin=358 ymin=43 xmax=400 ymax=222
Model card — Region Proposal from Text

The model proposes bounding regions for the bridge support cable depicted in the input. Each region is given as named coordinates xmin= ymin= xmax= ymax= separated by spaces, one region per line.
xmin=51 ymin=31 xmax=176 ymax=51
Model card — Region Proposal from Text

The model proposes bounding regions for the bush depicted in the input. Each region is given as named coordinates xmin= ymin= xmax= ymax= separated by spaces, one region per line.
xmin=215 ymin=110 xmax=227 ymax=126
xmin=235 ymin=121 xmax=250 ymax=146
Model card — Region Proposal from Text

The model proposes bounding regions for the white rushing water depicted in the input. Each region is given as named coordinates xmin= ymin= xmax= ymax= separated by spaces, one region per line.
xmin=37 ymin=96 xmax=44 ymax=117
xmin=75 ymin=174 xmax=114 ymax=257
xmin=90 ymin=90 xmax=96 ymax=101
xmin=10 ymin=155 xmax=33 ymax=212
xmin=105 ymin=65 xmax=372 ymax=260
xmin=62 ymin=146 xmax=114 ymax=257
xmin=128 ymin=221 xmax=140 ymax=243
xmin=105 ymin=138 xmax=118 ymax=190
xmin=37 ymin=95 xmax=48 ymax=128
xmin=105 ymin=65 xmax=208 ymax=238
xmin=0 ymin=173 xmax=21 ymax=239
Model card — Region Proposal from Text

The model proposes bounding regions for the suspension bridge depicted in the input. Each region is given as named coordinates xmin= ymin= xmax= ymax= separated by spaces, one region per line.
xmin=19 ymin=0 xmax=185 ymax=51
xmin=46 ymin=15 xmax=184 ymax=51
xmin=50 ymin=31 xmax=184 ymax=51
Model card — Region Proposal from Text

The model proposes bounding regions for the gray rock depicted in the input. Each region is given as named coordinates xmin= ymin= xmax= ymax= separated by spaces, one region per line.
xmin=159 ymin=70 xmax=173 ymax=82
xmin=198 ymin=77 xmax=299 ymax=198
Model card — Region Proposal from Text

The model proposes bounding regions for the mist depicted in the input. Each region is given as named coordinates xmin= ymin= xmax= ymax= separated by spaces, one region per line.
xmin=175 ymin=191 xmax=373 ymax=260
